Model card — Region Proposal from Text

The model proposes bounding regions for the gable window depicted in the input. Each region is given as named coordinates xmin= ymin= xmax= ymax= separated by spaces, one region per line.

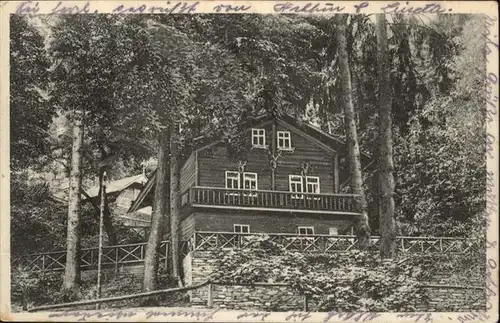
xmin=225 ymin=171 xmax=240 ymax=189
xmin=234 ymin=224 xmax=250 ymax=233
xmin=297 ymin=226 xmax=314 ymax=235
xmin=243 ymin=172 xmax=258 ymax=190
xmin=305 ymin=176 xmax=320 ymax=193
xmin=277 ymin=131 xmax=292 ymax=150
xmin=252 ymin=129 xmax=266 ymax=148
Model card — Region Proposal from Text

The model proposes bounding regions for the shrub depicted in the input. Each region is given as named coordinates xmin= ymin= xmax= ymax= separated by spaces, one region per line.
xmin=210 ymin=235 xmax=430 ymax=312
xmin=11 ymin=267 xmax=67 ymax=309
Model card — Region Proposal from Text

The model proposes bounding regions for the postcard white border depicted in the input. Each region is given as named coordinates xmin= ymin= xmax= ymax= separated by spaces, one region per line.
xmin=0 ymin=1 xmax=498 ymax=322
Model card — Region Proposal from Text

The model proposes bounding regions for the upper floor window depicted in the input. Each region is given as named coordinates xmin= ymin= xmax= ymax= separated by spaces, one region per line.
xmin=329 ymin=227 xmax=338 ymax=235
xmin=289 ymin=175 xmax=303 ymax=193
xmin=243 ymin=172 xmax=258 ymax=190
xmin=226 ymin=171 xmax=258 ymax=190
xmin=305 ymin=176 xmax=320 ymax=193
xmin=225 ymin=171 xmax=240 ymax=189
xmin=298 ymin=226 xmax=314 ymax=235
xmin=252 ymin=129 xmax=266 ymax=148
xmin=289 ymin=175 xmax=320 ymax=193
xmin=277 ymin=131 xmax=292 ymax=150
xmin=234 ymin=224 xmax=250 ymax=233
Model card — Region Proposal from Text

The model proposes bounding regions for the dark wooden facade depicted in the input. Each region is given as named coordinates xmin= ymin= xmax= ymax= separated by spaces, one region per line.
xmin=127 ymin=114 xmax=372 ymax=237
xmin=174 ymin=115 xmax=368 ymax=237
xmin=193 ymin=121 xmax=339 ymax=193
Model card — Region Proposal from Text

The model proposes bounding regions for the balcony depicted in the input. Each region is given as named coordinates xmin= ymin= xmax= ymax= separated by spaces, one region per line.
xmin=182 ymin=186 xmax=362 ymax=215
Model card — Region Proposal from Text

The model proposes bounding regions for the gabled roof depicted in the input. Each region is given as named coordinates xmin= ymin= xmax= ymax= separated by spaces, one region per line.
xmin=281 ymin=114 xmax=372 ymax=161
xmin=126 ymin=170 xmax=157 ymax=213
xmin=191 ymin=113 xmax=371 ymax=161
xmin=86 ymin=174 xmax=148 ymax=198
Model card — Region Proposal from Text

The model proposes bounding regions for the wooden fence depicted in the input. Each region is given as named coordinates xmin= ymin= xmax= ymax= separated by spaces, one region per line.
xmin=12 ymin=241 xmax=169 ymax=273
xmin=189 ymin=231 xmax=481 ymax=254
xmin=12 ymin=232 xmax=480 ymax=273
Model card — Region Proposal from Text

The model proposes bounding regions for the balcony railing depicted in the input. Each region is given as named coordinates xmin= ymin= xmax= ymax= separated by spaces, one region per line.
xmin=185 ymin=186 xmax=361 ymax=214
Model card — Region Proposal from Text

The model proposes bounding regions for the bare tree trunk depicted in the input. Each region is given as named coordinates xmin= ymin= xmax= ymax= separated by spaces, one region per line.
xmin=80 ymin=187 xmax=117 ymax=245
xmin=170 ymin=127 xmax=182 ymax=286
xmin=96 ymin=166 xmax=118 ymax=245
xmin=63 ymin=109 xmax=84 ymax=291
xmin=335 ymin=16 xmax=371 ymax=250
xmin=143 ymin=127 xmax=170 ymax=292
xmin=376 ymin=14 xmax=396 ymax=259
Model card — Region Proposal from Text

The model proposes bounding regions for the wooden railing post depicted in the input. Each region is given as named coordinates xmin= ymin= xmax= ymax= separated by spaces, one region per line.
xmin=115 ymin=247 xmax=119 ymax=275
xmin=303 ymin=294 xmax=308 ymax=312
xmin=165 ymin=242 xmax=169 ymax=270
xmin=207 ymin=283 xmax=213 ymax=307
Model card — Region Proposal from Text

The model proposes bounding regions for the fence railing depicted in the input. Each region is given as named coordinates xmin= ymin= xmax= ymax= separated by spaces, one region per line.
xmin=187 ymin=186 xmax=362 ymax=214
xmin=189 ymin=231 xmax=481 ymax=254
xmin=12 ymin=241 xmax=169 ymax=273
xmin=12 ymin=232 xmax=480 ymax=273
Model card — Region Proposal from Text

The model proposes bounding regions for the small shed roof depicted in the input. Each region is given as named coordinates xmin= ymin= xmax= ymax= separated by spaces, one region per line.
xmin=86 ymin=174 xmax=148 ymax=198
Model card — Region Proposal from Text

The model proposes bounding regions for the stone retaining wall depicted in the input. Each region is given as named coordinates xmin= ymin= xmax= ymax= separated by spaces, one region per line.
xmin=416 ymin=285 xmax=485 ymax=312
xmin=184 ymin=250 xmax=486 ymax=312
xmin=211 ymin=284 xmax=303 ymax=311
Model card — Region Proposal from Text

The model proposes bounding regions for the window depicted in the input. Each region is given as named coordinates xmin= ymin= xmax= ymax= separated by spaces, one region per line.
xmin=225 ymin=171 xmax=240 ymax=189
xmin=289 ymin=175 xmax=303 ymax=193
xmin=277 ymin=131 xmax=292 ymax=150
xmin=252 ymin=129 xmax=266 ymax=148
xmin=234 ymin=224 xmax=250 ymax=233
xmin=298 ymin=226 xmax=314 ymax=235
xmin=305 ymin=176 xmax=320 ymax=193
xmin=243 ymin=172 xmax=258 ymax=190
xmin=289 ymin=175 xmax=303 ymax=198
xmin=329 ymin=227 xmax=338 ymax=235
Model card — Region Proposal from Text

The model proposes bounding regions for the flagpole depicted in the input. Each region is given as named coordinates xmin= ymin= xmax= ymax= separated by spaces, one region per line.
xmin=96 ymin=171 xmax=106 ymax=310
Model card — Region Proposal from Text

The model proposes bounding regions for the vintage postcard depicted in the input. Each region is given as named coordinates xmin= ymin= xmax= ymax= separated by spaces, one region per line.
xmin=0 ymin=1 xmax=498 ymax=322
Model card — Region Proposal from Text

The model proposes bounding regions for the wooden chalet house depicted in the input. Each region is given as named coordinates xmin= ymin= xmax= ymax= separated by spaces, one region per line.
xmin=128 ymin=114 xmax=372 ymax=240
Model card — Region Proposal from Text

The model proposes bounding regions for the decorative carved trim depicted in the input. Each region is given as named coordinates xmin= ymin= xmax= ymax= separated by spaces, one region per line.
xmin=300 ymin=162 xmax=311 ymax=177
xmin=237 ymin=160 xmax=247 ymax=173
xmin=267 ymin=147 xmax=295 ymax=171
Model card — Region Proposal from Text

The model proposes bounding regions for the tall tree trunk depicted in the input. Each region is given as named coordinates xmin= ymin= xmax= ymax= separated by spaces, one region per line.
xmin=335 ymin=16 xmax=371 ymax=250
xmin=170 ymin=126 xmax=182 ymax=286
xmin=376 ymin=14 xmax=396 ymax=259
xmin=63 ymin=109 xmax=84 ymax=291
xmin=80 ymin=187 xmax=117 ymax=245
xmin=97 ymin=165 xmax=118 ymax=245
xmin=143 ymin=127 xmax=170 ymax=292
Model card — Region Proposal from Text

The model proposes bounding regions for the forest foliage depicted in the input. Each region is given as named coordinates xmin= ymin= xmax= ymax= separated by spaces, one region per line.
xmin=11 ymin=14 xmax=487 ymax=250
xmin=9 ymin=13 xmax=488 ymax=296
